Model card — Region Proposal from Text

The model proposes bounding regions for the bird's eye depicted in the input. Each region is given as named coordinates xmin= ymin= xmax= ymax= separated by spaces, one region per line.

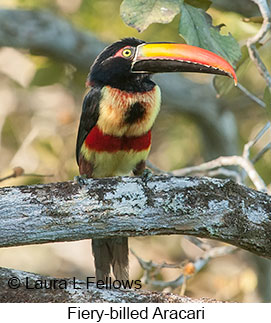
xmin=122 ymin=48 xmax=133 ymax=58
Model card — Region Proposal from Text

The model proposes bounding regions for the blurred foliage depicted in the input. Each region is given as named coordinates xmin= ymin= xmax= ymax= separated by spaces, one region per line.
xmin=0 ymin=0 xmax=270 ymax=302
xmin=30 ymin=60 xmax=66 ymax=87
xmin=214 ymin=45 xmax=251 ymax=95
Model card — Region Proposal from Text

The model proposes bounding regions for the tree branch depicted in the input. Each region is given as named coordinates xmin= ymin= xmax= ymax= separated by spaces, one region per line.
xmin=247 ymin=0 xmax=271 ymax=89
xmin=0 ymin=267 xmax=217 ymax=303
xmin=237 ymin=83 xmax=266 ymax=108
xmin=0 ymin=9 xmax=105 ymax=70
xmin=132 ymin=245 xmax=237 ymax=290
xmin=0 ymin=8 xmax=238 ymax=158
xmin=172 ymin=122 xmax=271 ymax=191
xmin=0 ymin=176 xmax=270 ymax=258
xmin=172 ymin=155 xmax=267 ymax=192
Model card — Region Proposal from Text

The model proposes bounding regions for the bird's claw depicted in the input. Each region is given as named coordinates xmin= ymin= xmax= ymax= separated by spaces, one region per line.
xmin=141 ymin=168 xmax=153 ymax=182
xmin=74 ymin=175 xmax=89 ymax=186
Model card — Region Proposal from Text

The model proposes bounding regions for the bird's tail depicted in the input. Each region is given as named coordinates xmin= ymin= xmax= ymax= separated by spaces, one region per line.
xmin=92 ymin=237 xmax=129 ymax=281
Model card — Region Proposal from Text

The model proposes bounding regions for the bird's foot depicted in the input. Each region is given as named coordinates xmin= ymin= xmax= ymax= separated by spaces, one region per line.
xmin=141 ymin=168 xmax=153 ymax=182
xmin=74 ymin=174 xmax=89 ymax=186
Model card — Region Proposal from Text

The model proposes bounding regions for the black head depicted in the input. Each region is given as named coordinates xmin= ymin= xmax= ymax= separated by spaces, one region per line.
xmin=88 ymin=38 xmax=237 ymax=91
xmin=88 ymin=38 xmax=154 ymax=92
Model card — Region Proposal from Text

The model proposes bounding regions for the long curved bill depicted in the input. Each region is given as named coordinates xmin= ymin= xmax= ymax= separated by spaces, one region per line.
xmin=131 ymin=42 xmax=237 ymax=85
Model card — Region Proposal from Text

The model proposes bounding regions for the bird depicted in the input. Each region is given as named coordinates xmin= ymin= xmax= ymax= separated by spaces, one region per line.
xmin=76 ymin=37 xmax=237 ymax=281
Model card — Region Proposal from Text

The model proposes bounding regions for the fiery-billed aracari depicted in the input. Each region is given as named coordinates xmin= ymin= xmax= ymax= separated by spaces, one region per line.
xmin=76 ymin=38 xmax=237 ymax=281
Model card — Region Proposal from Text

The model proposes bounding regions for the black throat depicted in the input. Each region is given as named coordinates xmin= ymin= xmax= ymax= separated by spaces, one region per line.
xmin=92 ymin=74 xmax=155 ymax=93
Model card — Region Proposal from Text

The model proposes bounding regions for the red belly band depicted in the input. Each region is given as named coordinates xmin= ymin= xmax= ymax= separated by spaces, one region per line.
xmin=85 ymin=126 xmax=151 ymax=152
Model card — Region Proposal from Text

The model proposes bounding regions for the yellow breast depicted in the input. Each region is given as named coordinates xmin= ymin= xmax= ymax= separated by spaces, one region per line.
xmin=97 ymin=85 xmax=161 ymax=137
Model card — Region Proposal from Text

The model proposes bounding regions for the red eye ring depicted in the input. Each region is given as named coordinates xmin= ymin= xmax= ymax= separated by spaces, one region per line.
xmin=114 ymin=46 xmax=135 ymax=59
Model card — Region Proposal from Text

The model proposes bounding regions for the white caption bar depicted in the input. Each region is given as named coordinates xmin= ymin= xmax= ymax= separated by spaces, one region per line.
xmin=1 ymin=303 xmax=270 ymax=323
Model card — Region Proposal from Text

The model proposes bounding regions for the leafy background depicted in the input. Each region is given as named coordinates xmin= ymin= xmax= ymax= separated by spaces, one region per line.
xmin=0 ymin=0 xmax=270 ymax=302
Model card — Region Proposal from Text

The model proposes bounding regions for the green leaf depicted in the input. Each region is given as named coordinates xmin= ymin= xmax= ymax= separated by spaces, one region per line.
xmin=120 ymin=0 xmax=182 ymax=32
xmin=264 ymin=87 xmax=271 ymax=121
xmin=31 ymin=62 xmax=65 ymax=87
xmin=184 ymin=0 xmax=211 ymax=11
xmin=179 ymin=3 xmax=241 ymax=66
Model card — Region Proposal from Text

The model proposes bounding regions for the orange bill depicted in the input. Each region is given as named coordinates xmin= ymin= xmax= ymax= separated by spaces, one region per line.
xmin=132 ymin=42 xmax=237 ymax=85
